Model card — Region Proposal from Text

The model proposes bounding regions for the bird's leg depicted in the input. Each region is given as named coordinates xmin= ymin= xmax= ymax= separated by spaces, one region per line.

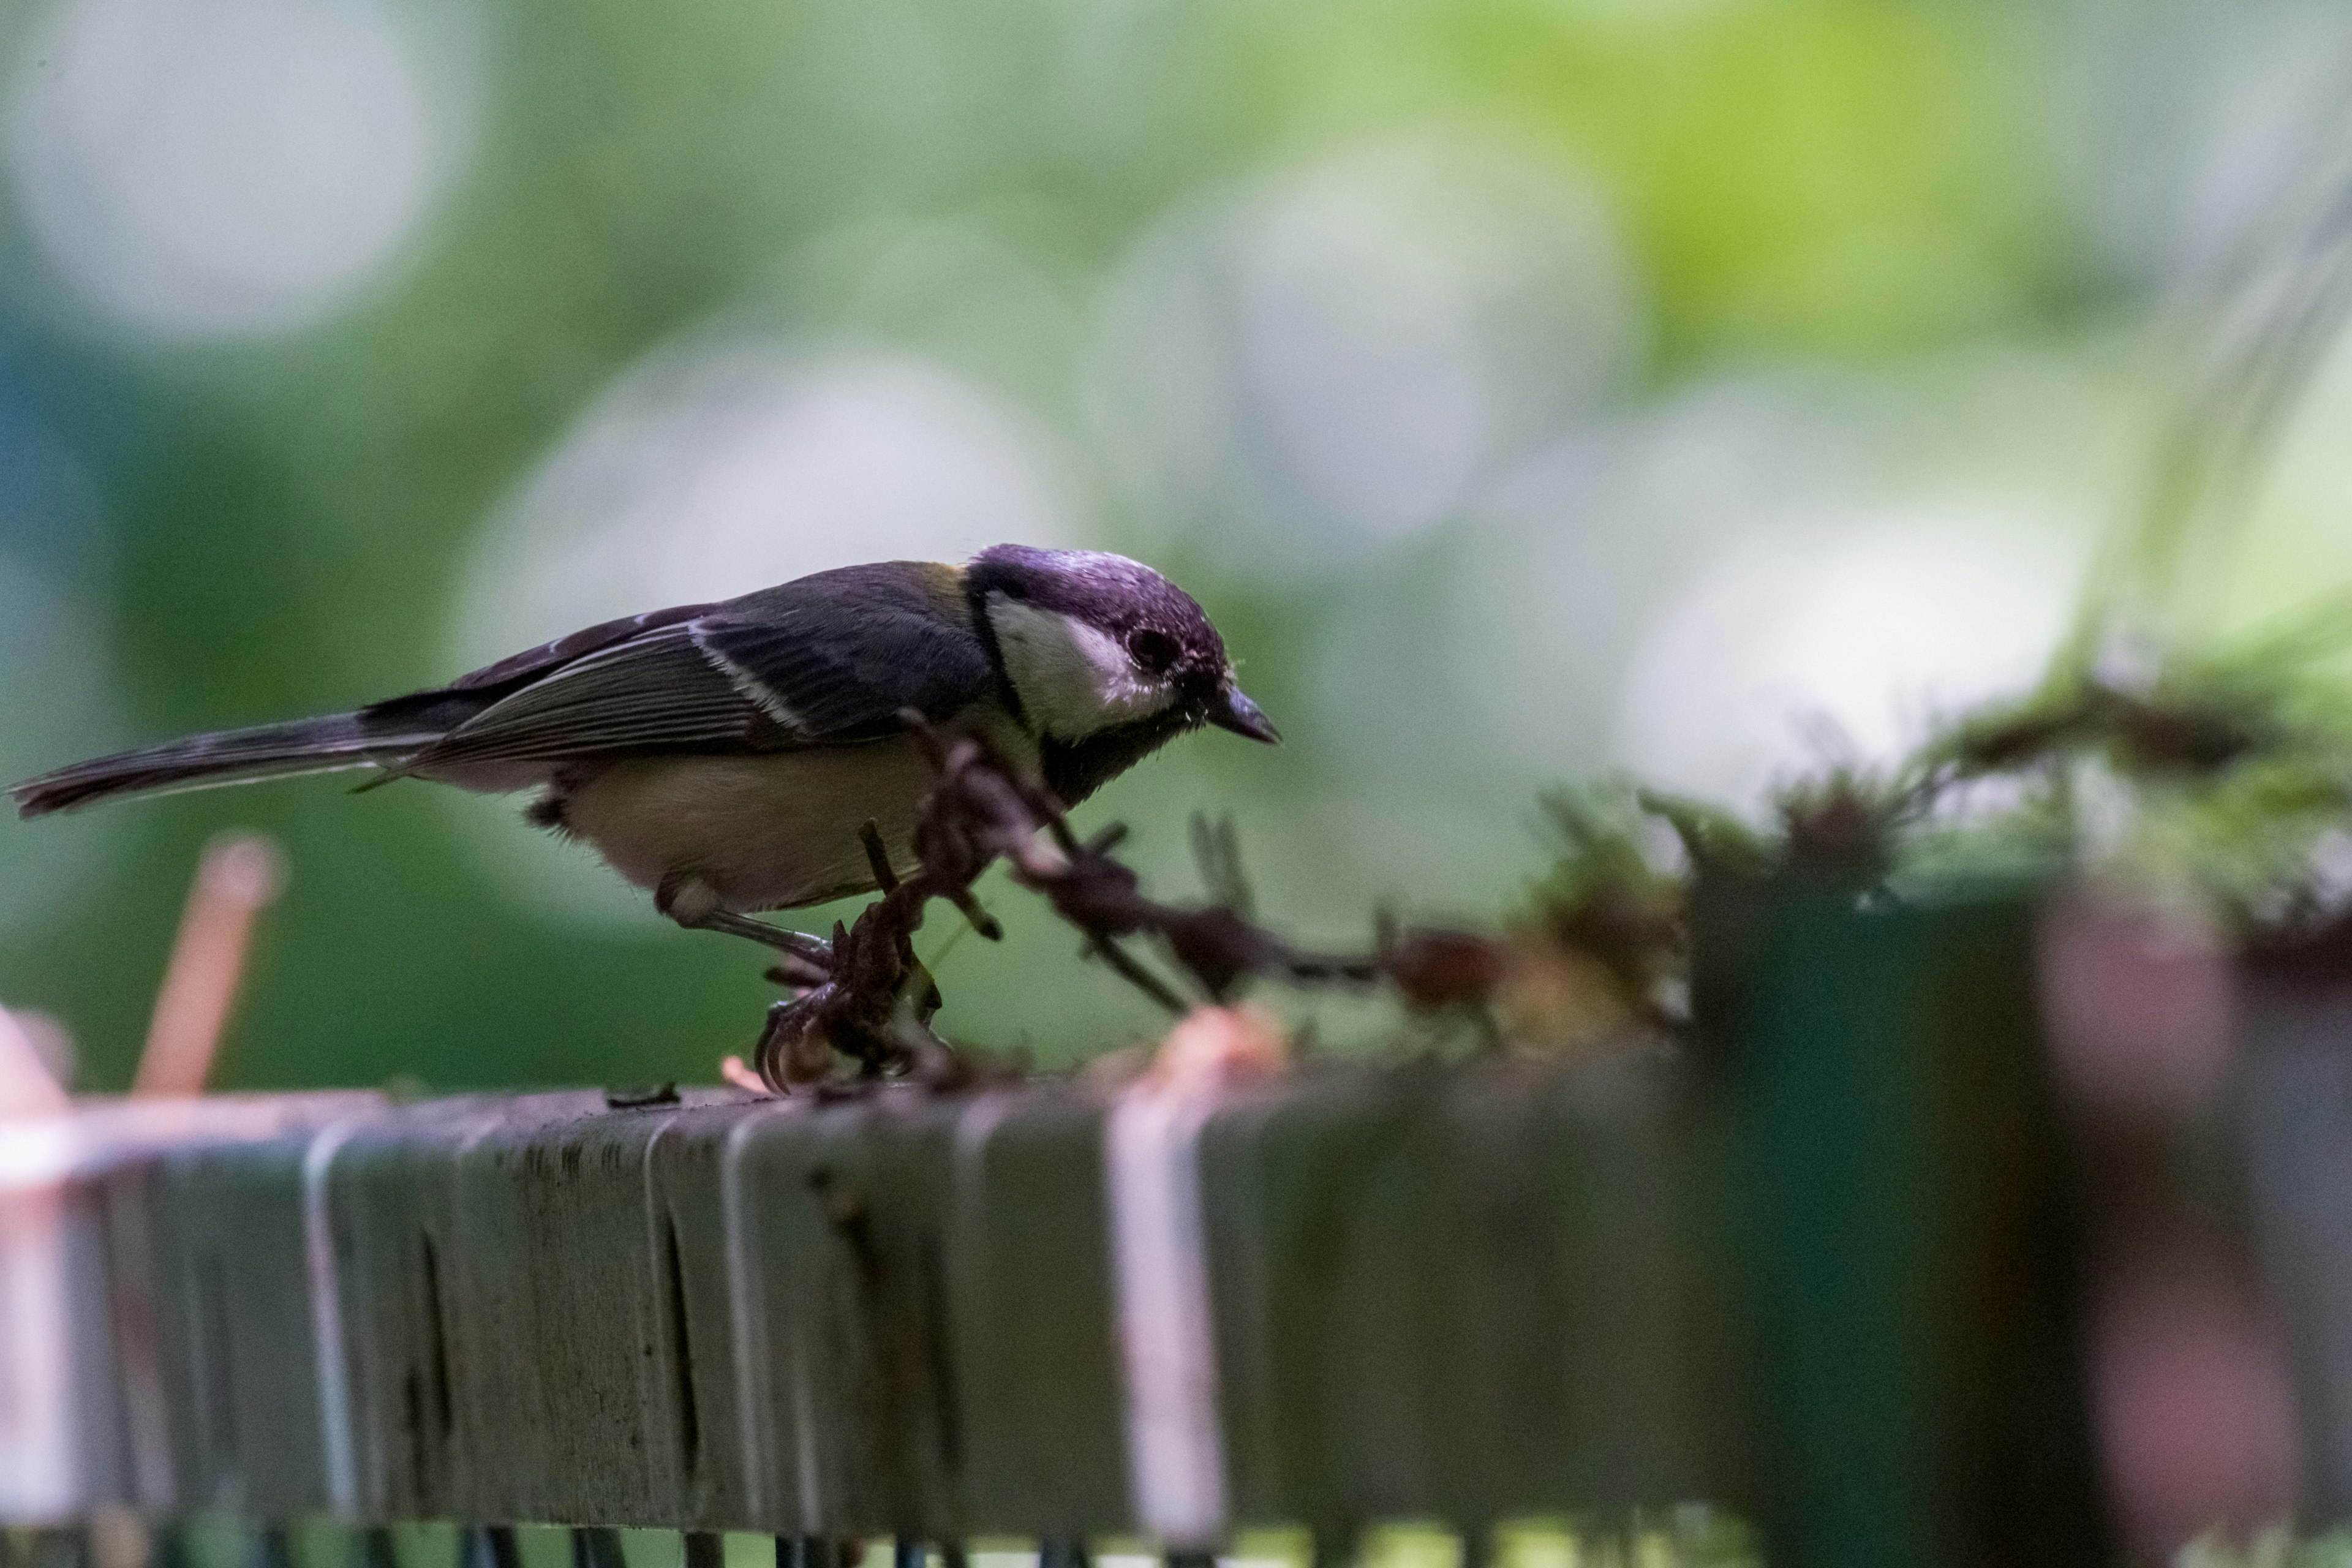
xmin=699 ymin=911 xmax=834 ymax=966
xmin=658 ymin=875 xmax=835 ymax=978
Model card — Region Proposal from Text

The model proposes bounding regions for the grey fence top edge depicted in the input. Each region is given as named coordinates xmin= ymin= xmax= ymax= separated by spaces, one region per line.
xmin=2 ymin=1054 xmax=1704 ymax=1534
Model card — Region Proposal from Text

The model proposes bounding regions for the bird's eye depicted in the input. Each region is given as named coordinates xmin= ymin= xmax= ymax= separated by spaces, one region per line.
xmin=1126 ymin=628 xmax=1181 ymax=674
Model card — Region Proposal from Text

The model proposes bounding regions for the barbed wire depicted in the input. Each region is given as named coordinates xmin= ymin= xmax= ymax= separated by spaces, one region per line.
xmin=748 ymin=715 xmax=1499 ymax=1091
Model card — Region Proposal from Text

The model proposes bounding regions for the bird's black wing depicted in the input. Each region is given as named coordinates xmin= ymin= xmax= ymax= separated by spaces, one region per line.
xmin=698 ymin=561 xmax=1000 ymax=741
xmin=398 ymin=562 xmax=995 ymax=774
xmin=356 ymin=601 xmax=722 ymax=737
xmin=446 ymin=603 xmax=718 ymax=694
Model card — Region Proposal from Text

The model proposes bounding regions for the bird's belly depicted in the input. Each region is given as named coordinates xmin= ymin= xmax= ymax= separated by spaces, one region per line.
xmin=560 ymin=743 xmax=936 ymax=912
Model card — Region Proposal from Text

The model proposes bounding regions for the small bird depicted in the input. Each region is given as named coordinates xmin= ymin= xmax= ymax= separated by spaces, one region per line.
xmin=10 ymin=546 xmax=1278 ymax=953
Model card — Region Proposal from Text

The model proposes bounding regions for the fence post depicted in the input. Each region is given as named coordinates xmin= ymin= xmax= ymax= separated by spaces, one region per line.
xmin=1711 ymin=881 xmax=2112 ymax=1566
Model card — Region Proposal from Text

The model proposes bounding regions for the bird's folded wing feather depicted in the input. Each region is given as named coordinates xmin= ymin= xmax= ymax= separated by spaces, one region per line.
xmin=403 ymin=587 xmax=997 ymax=772
xmin=443 ymin=603 xmax=717 ymax=693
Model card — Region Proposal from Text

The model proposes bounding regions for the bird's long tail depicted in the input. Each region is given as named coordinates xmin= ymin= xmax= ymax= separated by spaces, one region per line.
xmin=10 ymin=714 xmax=437 ymax=818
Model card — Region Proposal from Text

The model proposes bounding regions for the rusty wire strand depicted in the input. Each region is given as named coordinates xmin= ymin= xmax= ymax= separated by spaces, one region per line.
xmin=748 ymin=716 xmax=1483 ymax=1091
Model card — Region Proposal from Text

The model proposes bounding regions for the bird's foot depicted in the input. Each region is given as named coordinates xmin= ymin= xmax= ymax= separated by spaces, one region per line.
xmin=750 ymin=900 xmax=950 ymax=1092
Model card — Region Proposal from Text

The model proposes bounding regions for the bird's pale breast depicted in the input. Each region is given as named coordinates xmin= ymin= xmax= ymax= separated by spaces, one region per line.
xmin=561 ymin=741 xmax=940 ymax=912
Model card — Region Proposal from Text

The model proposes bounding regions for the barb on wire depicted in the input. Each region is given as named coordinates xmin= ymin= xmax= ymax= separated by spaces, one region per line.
xmin=747 ymin=716 xmax=1495 ymax=1092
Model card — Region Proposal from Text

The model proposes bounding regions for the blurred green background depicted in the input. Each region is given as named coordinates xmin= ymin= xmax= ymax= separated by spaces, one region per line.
xmin=2 ymin=0 xmax=2348 ymax=1090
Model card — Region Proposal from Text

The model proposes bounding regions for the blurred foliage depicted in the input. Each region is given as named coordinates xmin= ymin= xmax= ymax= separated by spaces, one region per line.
xmin=1445 ymin=0 xmax=2076 ymax=361
xmin=0 ymin=0 xmax=2341 ymax=1088
xmin=1514 ymin=647 xmax=2352 ymax=1038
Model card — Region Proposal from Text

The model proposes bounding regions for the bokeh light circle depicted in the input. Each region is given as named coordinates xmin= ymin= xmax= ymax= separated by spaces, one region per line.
xmin=1614 ymin=518 xmax=2080 ymax=811
xmin=1086 ymin=130 xmax=1641 ymax=578
xmin=1428 ymin=357 xmax=2128 ymax=788
xmin=6 ymin=0 xmax=467 ymax=337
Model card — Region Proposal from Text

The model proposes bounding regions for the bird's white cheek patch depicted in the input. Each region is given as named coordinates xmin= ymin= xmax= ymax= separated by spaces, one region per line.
xmin=988 ymin=595 xmax=1175 ymax=738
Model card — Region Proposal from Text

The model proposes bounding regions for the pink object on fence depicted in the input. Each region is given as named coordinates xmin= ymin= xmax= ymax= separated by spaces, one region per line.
xmin=134 ymin=832 xmax=285 ymax=1098
xmin=0 ymin=1006 xmax=69 ymax=1118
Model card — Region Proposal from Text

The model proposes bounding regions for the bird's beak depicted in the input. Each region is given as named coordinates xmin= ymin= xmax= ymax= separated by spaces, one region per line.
xmin=1208 ymin=686 xmax=1281 ymax=744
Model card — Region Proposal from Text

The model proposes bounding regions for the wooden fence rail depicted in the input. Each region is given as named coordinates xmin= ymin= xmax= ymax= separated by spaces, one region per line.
xmin=8 ymin=886 xmax=2335 ymax=1564
xmin=2 ymin=1066 xmax=1711 ymax=1539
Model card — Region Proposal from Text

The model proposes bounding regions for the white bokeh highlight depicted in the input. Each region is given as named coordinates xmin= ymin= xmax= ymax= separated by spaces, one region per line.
xmin=1614 ymin=518 xmax=2082 ymax=811
xmin=7 ymin=0 xmax=469 ymax=337
xmin=449 ymin=336 xmax=1077 ymax=930
xmin=1419 ymin=356 xmax=2131 ymax=789
xmin=1087 ymin=130 xmax=1640 ymax=576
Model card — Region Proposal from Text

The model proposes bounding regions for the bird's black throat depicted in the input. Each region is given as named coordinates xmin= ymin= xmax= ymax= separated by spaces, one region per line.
xmin=1038 ymin=707 xmax=1197 ymax=808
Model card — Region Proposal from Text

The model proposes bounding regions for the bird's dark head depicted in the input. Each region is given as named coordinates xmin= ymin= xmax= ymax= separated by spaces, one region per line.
xmin=966 ymin=546 xmax=1278 ymax=792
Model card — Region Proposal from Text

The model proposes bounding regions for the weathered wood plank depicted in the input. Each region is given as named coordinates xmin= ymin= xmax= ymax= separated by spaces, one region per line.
xmin=1194 ymin=1060 xmax=1712 ymax=1539
xmin=945 ymin=1088 xmax=1128 ymax=1534
xmin=0 ymin=1096 xmax=375 ymax=1523
xmin=325 ymin=1093 xmax=605 ymax=1521
xmin=0 ymin=889 xmax=2133 ymax=1559
xmin=134 ymin=1097 xmax=388 ymax=1516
